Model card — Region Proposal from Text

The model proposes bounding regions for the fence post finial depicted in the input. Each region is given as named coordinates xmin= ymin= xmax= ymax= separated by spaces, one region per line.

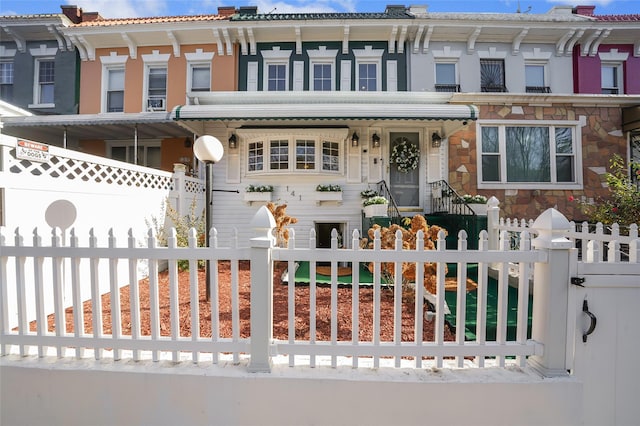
xmin=487 ymin=196 xmax=500 ymax=251
xmin=528 ymin=208 xmax=572 ymax=377
xmin=248 ymin=206 xmax=276 ymax=373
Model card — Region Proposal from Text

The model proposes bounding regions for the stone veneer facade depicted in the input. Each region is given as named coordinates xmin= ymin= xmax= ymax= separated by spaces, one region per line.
xmin=448 ymin=104 xmax=626 ymax=221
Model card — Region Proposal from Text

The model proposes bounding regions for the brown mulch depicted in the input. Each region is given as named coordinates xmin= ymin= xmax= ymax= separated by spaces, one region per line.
xmin=31 ymin=260 xmax=456 ymax=343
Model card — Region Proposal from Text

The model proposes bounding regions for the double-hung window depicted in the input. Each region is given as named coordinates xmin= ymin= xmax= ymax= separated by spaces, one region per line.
xmin=36 ymin=59 xmax=55 ymax=104
xmin=29 ymin=45 xmax=57 ymax=108
xmin=100 ymin=52 xmax=127 ymax=113
xmin=262 ymin=47 xmax=292 ymax=92
xmin=142 ymin=51 xmax=170 ymax=111
xmin=353 ymin=46 xmax=383 ymax=91
xmin=0 ymin=61 xmax=13 ymax=101
xmin=106 ymin=68 xmax=125 ymax=112
xmin=480 ymin=59 xmax=506 ymax=92
xmin=308 ymin=45 xmax=338 ymax=91
xmin=147 ymin=67 xmax=167 ymax=110
xmin=185 ymin=49 xmax=214 ymax=93
xmin=478 ymin=121 xmax=581 ymax=189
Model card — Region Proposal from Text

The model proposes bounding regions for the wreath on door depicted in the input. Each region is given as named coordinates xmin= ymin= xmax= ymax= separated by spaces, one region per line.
xmin=390 ymin=137 xmax=419 ymax=173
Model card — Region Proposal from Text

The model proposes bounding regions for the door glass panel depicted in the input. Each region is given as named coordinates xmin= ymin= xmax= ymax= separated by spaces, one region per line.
xmin=389 ymin=133 xmax=420 ymax=207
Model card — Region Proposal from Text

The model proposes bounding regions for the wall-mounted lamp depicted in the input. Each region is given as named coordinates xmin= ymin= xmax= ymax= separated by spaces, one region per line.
xmin=351 ymin=131 xmax=359 ymax=147
xmin=184 ymin=137 xmax=193 ymax=148
xmin=372 ymin=133 xmax=381 ymax=148
xmin=228 ymin=133 xmax=237 ymax=149
xmin=431 ymin=132 xmax=442 ymax=148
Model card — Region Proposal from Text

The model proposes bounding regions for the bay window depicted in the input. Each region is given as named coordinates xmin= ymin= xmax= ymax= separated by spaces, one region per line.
xmin=246 ymin=136 xmax=342 ymax=174
xmin=478 ymin=121 xmax=581 ymax=188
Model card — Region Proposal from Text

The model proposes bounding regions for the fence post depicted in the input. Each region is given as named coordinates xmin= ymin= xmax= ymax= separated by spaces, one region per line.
xmin=247 ymin=206 xmax=276 ymax=373
xmin=172 ymin=163 xmax=187 ymax=217
xmin=487 ymin=196 xmax=500 ymax=251
xmin=528 ymin=208 xmax=573 ymax=377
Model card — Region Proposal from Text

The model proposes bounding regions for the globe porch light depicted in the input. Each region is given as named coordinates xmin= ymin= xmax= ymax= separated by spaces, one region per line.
xmin=194 ymin=135 xmax=224 ymax=163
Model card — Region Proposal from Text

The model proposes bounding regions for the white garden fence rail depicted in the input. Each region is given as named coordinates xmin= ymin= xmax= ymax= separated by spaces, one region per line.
xmin=1 ymin=203 xmax=638 ymax=377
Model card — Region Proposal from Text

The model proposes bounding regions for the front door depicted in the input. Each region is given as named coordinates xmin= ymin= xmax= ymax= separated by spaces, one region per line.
xmin=388 ymin=132 xmax=421 ymax=208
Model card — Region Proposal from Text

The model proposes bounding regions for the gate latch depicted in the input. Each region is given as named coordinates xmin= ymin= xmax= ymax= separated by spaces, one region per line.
xmin=571 ymin=276 xmax=585 ymax=287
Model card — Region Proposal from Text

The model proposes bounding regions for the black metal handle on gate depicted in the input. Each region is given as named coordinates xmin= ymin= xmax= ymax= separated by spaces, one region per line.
xmin=582 ymin=300 xmax=597 ymax=343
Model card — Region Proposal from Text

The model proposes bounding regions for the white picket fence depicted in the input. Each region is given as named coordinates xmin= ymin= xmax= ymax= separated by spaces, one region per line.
xmin=1 ymin=202 xmax=638 ymax=376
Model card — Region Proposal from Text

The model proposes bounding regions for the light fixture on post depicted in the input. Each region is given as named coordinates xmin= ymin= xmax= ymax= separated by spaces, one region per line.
xmin=431 ymin=132 xmax=442 ymax=148
xmin=193 ymin=135 xmax=224 ymax=301
xmin=351 ymin=131 xmax=359 ymax=147
xmin=228 ymin=133 xmax=237 ymax=149
xmin=372 ymin=133 xmax=381 ymax=148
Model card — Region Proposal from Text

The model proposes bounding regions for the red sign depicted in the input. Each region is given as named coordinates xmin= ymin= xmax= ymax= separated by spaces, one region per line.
xmin=16 ymin=140 xmax=50 ymax=163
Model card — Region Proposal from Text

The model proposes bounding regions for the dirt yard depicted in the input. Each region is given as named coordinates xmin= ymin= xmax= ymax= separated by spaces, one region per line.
xmin=38 ymin=260 xmax=454 ymax=343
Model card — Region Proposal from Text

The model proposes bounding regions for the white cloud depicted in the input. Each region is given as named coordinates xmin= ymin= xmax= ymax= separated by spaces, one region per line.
xmin=66 ymin=0 xmax=170 ymax=18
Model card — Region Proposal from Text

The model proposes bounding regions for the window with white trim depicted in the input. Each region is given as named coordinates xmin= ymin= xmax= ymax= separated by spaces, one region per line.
xmin=246 ymin=136 xmax=343 ymax=174
xmin=146 ymin=66 xmax=167 ymax=110
xmin=478 ymin=121 xmax=581 ymax=188
xmin=185 ymin=49 xmax=214 ymax=92
xmin=599 ymin=49 xmax=628 ymax=95
xmin=100 ymin=52 xmax=127 ymax=113
xmin=35 ymin=58 xmax=55 ymax=105
xmin=0 ymin=61 xmax=13 ymax=101
xmin=435 ymin=62 xmax=459 ymax=92
xmin=106 ymin=67 xmax=125 ymax=112
xmin=308 ymin=46 xmax=338 ymax=91
xmin=142 ymin=51 xmax=170 ymax=111
xmin=601 ymin=63 xmax=622 ymax=94
xmin=109 ymin=140 xmax=161 ymax=168
xmin=262 ymin=47 xmax=292 ymax=91
xmin=525 ymin=63 xmax=549 ymax=93
xmin=29 ymin=45 xmax=57 ymax=108
xmin=353 ymin=46 xmax=383 ymax=91
xmin=189 ymin=64 xmax=210 ymax=92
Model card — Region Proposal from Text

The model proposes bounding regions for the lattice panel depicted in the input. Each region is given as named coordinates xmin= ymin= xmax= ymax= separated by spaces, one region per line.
xmin=184 ymin=177 xmax=205 ymax=194
xmin=9 ymin=149 xmax=174 ymax=190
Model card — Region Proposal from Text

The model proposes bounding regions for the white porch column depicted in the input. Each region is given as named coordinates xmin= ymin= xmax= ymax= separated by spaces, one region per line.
xmin=528 ymin=208 xmax=572 ymax=377
xmin=247 ymin=206 xmax=276 ymax=373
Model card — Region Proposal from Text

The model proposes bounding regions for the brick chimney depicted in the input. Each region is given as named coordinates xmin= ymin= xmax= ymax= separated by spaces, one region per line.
xmin=60 ymin=5 xmax=104 ymax=23
xmin=61 ymin=5 xmax=82 ymax=23
xmin=574 ymin=5 xmax=596 ymax=16
xmin=217 ymin=6 xmax=237 ymax=17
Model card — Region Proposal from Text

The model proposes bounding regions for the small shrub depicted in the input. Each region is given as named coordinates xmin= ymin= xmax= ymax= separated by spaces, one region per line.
xmin=571 ymin=154 xmax=640 ymax=226
xmin=316 ymin=184 xmax=342 ymax=192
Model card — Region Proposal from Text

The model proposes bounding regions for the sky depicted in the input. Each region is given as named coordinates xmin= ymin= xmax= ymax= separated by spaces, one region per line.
xmin=0 ymin=0 xmax=639 ymax=18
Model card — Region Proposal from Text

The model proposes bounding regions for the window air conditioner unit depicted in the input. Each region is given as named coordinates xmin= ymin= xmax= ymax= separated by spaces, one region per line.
xmin=147 ymin=98 xmax=165 ymax=111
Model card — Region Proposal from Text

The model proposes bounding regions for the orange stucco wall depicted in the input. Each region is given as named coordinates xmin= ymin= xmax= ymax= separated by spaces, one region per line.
xmin=79 ymin=44 xmax=238 ymax=114
xmin=161 ymin=138 xmax=195 ymax=172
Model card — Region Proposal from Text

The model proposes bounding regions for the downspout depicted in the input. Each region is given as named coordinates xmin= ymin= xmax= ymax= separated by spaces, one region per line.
xmin=134 ymin=124 xmax=138 ymax=165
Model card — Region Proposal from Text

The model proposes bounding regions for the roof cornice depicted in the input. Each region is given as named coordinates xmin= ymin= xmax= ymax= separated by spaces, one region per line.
xmin=450 ymin=93 xmax=640 ymax=107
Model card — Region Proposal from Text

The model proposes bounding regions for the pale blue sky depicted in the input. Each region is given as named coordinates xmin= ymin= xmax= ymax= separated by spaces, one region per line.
xmin=1 ymin=0 xmax=638 ymax=18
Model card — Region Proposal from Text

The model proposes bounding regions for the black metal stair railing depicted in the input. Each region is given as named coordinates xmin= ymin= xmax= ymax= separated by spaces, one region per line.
xmin=375 ymin=180 xmax=402 ymax=224
xmin=429 ymin=180 xmax=476 ymax=216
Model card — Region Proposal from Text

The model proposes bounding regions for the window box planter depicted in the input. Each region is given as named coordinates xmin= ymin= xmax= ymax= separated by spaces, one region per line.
xmin=315 ymin=191 xmax=342 ymax=205
xmin=468 ymin=203 xmax=488 ymax=216
xmin=363 ymin=203 xmax=388 ymax=217
xmin=244 ymin=191 xmax=272 ymax=205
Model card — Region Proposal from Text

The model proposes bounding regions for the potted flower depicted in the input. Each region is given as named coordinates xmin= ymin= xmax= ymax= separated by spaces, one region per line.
xmin=244 ymin=184 xmax=274 ymax=204
xmin=315 ymin=184 xmax=342 ymax=204
xmin=360 ymin=188 xmax=379 ymax=199
xmin=362 ymin=195 xmax=388 ymax=217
